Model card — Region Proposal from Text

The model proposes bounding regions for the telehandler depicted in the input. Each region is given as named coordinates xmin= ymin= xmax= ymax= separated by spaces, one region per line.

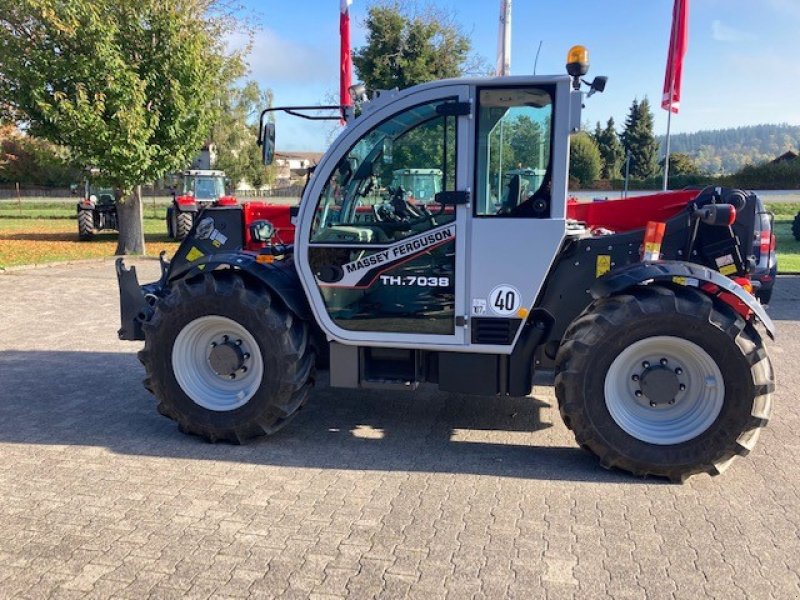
xmin=117 ymin=47 xmax=774 ymax=481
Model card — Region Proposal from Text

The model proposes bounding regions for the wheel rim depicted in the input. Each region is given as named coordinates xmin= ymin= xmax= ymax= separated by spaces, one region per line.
xmin=604 ymin=336 xmax=725 ymax=445
xmin=172 ymin=315 xmax=264 ymax=412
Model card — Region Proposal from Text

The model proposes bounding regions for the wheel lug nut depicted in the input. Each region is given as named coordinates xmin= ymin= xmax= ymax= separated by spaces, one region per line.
xmin=243 ymin=353 xmax=250 ymax=360
xmin=240 ymin=366 xmax=248 ymax=373
xmin=649 ymin=401 xmax=657 ymax=407
xmin=679 ymin=384 xmax=686 ymax=391
xmin=223 ymin=335 xmax=229 ymax=342
xmin=669 ymin=398 xmax=676 ymax=405
xmin=632 ymin=374 xmax=640 ymax=382
xmin=229 ymin=374 xmax=236 ymax=380
xmin=236 ymin=339 xmax=243 ymax=346
xmin=642 ymin=361 xmax=650 ymax=369
xmin=660 ymin=358 xmax=668 ymax=366
xmin=210 ymin=342 xmax=217 ymax=348
xmin=635 ymin=390 xmax=643 ymax=398
xmin=675 ymin=367 xmax=683 ymax=375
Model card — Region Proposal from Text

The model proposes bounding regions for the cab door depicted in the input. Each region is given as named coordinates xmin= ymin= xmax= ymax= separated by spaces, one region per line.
xmin=296 ymin=85 xmax=473 ymax=348
xmin=466 ymin=80 xmax=571 ymax=351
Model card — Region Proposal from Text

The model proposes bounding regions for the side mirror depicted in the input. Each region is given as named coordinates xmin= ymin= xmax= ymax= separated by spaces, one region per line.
xmin=249 ymin=219 xmax=275 ymax=243
xmin=261 ymin=123 xmax=276 ymax=166
xmin=694 ymin=204 xmax=737 ymax=227
xmin=587 ymin=76 xmax=608 ymax=97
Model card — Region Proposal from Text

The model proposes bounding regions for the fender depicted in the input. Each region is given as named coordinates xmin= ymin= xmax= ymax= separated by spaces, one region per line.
xmin=174 ymin=196 xmax=199 ymax=212
xmin=169 ymin=252 xmax=312 ymax=321
xmin=592 ymin=261 xmax=775 ymax=340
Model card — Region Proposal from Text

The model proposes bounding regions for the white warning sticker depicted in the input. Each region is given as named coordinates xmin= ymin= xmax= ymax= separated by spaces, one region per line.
xmin=472 ymin=298 xmax=487 ymax=315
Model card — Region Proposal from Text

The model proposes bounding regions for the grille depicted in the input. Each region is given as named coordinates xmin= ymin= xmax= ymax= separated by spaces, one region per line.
xmin=471 ymin=318 xmax=522 ymax=345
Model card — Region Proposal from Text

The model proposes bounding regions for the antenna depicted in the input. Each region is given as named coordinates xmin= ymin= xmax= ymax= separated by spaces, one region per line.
xmin=533 ymin=41 xmax=543 ymax=75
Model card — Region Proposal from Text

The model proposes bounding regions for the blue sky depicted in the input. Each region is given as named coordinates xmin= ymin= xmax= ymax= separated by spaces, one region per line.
xmin=234 ymin=0 xmax=799 ymax=151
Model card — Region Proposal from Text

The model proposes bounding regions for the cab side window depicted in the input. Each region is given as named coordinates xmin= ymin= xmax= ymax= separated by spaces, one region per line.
xmin=475 ymin=87 xmax=554 ymax=218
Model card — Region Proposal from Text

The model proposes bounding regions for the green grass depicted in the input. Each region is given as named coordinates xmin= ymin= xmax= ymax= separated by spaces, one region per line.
xmin=0 ymin=200 xmax=170 ymax=220
xmin=767 ymin=203 xmax=800 ymax=273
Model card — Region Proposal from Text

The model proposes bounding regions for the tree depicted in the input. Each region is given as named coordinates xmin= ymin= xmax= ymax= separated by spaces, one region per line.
xmin=661 ymin=152 xmax=701 ymax=177
xmin=0 ymin=123 xmax=78 ymax=186
xmin=622 ymin=98 xmax=660 ymax=179
xmin=213 ymin=82 xmax=275 ymax=190
xmin=570 ymin=132 xmax=601 ymax=187
xmin=353 ymin=2 xmax=482 ymax=91
xmin=593 ymin=118 xmax=624 ymax=180
xmin=0 ymin=0 xmax=246 ymax=254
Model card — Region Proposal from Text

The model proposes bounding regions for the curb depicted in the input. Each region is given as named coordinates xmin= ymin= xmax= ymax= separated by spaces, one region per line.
xmin=0 ymin=255 xmax=160 ymax=274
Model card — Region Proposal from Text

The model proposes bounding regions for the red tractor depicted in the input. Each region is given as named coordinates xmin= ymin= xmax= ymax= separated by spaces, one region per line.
xmin=166 ymin=170 xmax=238 ymax=240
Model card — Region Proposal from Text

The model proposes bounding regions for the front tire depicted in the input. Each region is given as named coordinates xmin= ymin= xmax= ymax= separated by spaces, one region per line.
xmin=792 ymin=211 xmax=800 ymax=242
xmin=555 ymin=285 xmax=774 ymax=482
xmin=139 ymin=272 xmax=315 ymax=442
xmin=78 ymin=209 xmax=95 ymax=240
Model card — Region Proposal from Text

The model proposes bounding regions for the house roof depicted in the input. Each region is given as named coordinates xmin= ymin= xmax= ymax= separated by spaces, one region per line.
xmin=771 ymin=150 xmax=798 ymax=164
xmin=274 ymin=151 xmax=325 ymax=163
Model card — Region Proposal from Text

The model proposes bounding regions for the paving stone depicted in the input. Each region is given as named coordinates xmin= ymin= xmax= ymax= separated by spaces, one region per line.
xmin=0 ymin=262 xmax=798 ymax=599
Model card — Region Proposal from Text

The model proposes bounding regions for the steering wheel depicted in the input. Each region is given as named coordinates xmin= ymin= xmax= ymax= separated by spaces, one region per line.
xmin=390 ymin=186 xmax=425 ymax=221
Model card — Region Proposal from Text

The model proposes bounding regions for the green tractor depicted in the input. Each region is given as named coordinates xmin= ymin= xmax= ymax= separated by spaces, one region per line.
xmin=76 ymin=176 xmax=118 ymax=240
xmin=390 ymin=168 xmax=443 ymax=202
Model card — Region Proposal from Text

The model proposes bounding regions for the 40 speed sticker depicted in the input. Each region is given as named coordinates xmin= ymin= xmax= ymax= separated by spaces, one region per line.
xmin=489 ymin=284 xmax=522 ymax=317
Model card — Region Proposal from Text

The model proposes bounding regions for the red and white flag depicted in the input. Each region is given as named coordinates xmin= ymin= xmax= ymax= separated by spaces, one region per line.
xmin=662 ymin=0 xmax=689 ymax=113
xmin=340 ymin=0 xmax=353 ymax=110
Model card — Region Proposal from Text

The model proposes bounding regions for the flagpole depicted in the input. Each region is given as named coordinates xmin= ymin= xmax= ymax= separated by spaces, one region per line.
xmin=662 ymin=78 xmax=674 ymax=191
xmin=496 ymin=0 xmax=512 ymax=76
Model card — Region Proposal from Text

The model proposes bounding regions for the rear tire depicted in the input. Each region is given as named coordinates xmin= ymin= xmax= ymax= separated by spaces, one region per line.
xmin=792 ymin=212 xmax=800 ymax=241
xmin=555 ymin=285 xmax=773 ymax=482
xmin=175 ymin=211 xmax=193 ymax=240
xmin=756 ymin=287 xmax=773 ymax=305
xmin=139 ymin=272 xmax=315 ymax=443
xmin=78 ymin=210 xmax=95 ymax=240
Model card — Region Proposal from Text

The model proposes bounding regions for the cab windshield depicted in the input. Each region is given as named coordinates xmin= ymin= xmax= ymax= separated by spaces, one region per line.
xmin=184 ymin=175 xmax=225 ymax=200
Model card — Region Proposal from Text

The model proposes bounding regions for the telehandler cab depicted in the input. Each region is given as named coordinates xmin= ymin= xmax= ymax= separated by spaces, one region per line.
xmin=117 ymin=47 xmax=774 ymax=481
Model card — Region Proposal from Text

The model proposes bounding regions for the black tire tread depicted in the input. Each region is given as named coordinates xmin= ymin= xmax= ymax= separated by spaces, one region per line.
xmin=77 ymin=210 xmax=94 ymax=240
xmin=139 ymin=272 xmax=315 ymax=443
xmin=555 ymin=284 xmax=774 ymax=483
xmin=175 ymin=212 xmax=193 ymax=240
xmin=792 ymin=211 xmax=800 ymax=242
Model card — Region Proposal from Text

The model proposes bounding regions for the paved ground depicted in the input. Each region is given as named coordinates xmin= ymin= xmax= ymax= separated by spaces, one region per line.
xmin=0 ymin=260 xmax=798 ymax=600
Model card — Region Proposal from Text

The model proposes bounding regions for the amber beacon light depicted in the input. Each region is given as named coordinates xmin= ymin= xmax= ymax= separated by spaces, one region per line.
xmin=566 ymin=45 xmax=590 ymax=78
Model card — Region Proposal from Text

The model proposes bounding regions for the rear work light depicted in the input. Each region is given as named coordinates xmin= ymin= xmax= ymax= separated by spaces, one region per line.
xmin=760 ymin=231 xmax=775 ymax=254
xmin=642 ymin=221 xmax=666 ymax=262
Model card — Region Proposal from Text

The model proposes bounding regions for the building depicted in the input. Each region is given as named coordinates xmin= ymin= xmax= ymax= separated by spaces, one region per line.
xmin=191 ymin=144 xmax=218 ymax=170
xmin=273 ymin=151 xmax=324 ymax=186
xmin=771 ymin=150 xmax=798 ymax=165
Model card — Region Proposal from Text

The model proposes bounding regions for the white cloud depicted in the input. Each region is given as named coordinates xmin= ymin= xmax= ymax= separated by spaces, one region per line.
xmin=712 ymin=20 xmax=758 ymax=43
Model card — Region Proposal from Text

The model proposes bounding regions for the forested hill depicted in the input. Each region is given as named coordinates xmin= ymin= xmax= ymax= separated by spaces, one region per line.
xmin=656 ymin=124 xmax=800 ymax=174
